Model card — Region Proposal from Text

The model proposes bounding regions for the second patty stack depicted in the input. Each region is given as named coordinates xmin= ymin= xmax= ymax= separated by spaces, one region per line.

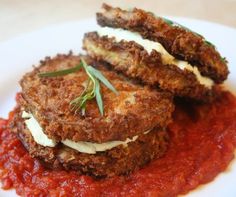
xmin=83 ymin=3 xmax=228 ymax=101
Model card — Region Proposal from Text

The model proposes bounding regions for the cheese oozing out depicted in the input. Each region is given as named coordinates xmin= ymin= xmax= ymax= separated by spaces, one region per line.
xmin=62 ymin=136 xmax=138 ymax=154
xmin=97 ymin=27 xmax=214 ymax=88
xmin=22 ymin=111 xmax=57 ymax=147
xmin=22 ymin=111 xmax=145 ymax=154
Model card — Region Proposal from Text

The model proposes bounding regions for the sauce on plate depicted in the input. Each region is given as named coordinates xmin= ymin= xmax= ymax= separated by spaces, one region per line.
xmin=0 ymin=91 xmax=236 ymax=196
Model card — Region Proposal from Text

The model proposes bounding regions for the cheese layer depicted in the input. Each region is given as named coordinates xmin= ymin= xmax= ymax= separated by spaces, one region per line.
xmin=22 ymin=111 xmax=56 ymax=147
xmin=97 ymin=27 xmax=214 ymax=88
xmin=22 ymin=111 xmax=143 ymax=154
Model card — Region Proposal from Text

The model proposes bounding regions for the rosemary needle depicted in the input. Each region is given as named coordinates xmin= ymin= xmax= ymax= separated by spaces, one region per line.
xmin=38 ymin=63 xmax=82 ymax=77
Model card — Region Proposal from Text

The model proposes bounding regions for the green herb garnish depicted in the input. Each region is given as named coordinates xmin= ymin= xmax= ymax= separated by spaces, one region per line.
xmin=221 ymin=57 xmax=228 ymax=63
xmin=204 ymin=40 xmax=216 ymax=48
xmin=161 ymin=17 xmax=174 ymax=25
xmin=38 ymin=58 xmax=118 ymax=116
xmin=38 ymin=64 xmax=82 ymax=77
xmin=161 ymin=17 xmax=216 ymax=48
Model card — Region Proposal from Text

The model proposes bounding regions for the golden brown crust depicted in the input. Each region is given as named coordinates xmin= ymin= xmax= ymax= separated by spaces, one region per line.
xmin=19 ymin=53 xmax=174 ymax=142
xmin=96 ymin=3 xmax=229 ymax=83
xmin=10 ymin=107 xmax=169 ymax=177
xmin=83 ymin=32 xmax=216 ymax=101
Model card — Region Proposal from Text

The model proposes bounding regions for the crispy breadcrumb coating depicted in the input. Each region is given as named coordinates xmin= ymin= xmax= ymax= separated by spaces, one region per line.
xmin=96 ymin=3 xmax=228 ymax=83
xmin=19 ymin=53 xmax=174 ymax=143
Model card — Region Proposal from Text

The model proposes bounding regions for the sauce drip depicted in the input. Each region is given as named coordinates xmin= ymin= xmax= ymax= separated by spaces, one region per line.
xmin=0 ymin=91 xmax=236 ymax=197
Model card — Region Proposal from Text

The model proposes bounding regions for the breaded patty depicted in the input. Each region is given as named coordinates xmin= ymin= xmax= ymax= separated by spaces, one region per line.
xmin=83 ymin=32 xmax=217 ymax=101
xmin=11 ymin=107 xmax=169 ymax=177
xmin=19 ymin=53 xmax=174 ymax=143
xmin=96 ymin=4 xmax=229 ymax=83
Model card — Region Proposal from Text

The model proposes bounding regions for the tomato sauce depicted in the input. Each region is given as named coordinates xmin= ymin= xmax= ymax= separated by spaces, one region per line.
xmin=0 ymin=91 xmax=236 ymax=197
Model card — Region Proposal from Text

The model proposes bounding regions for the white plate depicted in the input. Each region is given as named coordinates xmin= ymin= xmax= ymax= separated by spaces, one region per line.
xmin=0 ymin=17 xmax=236 ymax=197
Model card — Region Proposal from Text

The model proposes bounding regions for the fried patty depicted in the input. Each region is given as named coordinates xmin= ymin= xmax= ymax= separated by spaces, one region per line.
xmin=19 ymin=53 xmax=174 ymax=143
xmin=83 ymin=32 xmax=217 ymax=101
xmin=96 ymin=3 xmax=229 ymax=83
xmin=10 ymin=107 xmax=169 ymax=177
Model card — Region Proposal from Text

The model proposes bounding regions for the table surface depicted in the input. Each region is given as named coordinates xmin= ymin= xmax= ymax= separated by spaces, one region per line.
xmin=1 ymin=0 xmax=236 ymax=42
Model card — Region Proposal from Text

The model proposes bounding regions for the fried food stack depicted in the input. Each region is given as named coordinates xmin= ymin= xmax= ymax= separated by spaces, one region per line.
xmin=11 ymin=4 xmax=228 ymax=177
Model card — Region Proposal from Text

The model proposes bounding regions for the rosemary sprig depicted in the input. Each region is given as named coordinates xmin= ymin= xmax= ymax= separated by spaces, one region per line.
xmin=38 ymin=58 xmax=118 ymax=116
xmin=221 ymin=57 xmax=228 ymax=63
xmin=70 ymin=79 xmax=93 ymax=116
xmin=161 ymin=17 xmax=216 ymax=48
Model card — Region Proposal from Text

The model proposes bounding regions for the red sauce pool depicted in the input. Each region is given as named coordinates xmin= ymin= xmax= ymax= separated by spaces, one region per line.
xmin=1 ymin=91 xmax=236 ymax=197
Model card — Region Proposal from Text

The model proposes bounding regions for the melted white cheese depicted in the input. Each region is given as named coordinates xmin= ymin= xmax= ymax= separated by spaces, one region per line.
xmin=22 ymin=111 xmax=57 ymax=147
xmin=97 ymin=27 xmax=214 ymax=88
xmin=62 ymin=136 xmax=138 ymax=154
xmin=22 ymin=111 xmax=144 ymax=154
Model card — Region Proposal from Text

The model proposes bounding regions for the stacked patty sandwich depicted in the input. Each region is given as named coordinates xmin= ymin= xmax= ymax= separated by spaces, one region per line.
xmin=11 ymin=54 xmax=174 ymax=177
xmin=83 ymin=4 xmax=229 ymax=101
xmin=10 ymin=4 xmax=229 ymax=178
